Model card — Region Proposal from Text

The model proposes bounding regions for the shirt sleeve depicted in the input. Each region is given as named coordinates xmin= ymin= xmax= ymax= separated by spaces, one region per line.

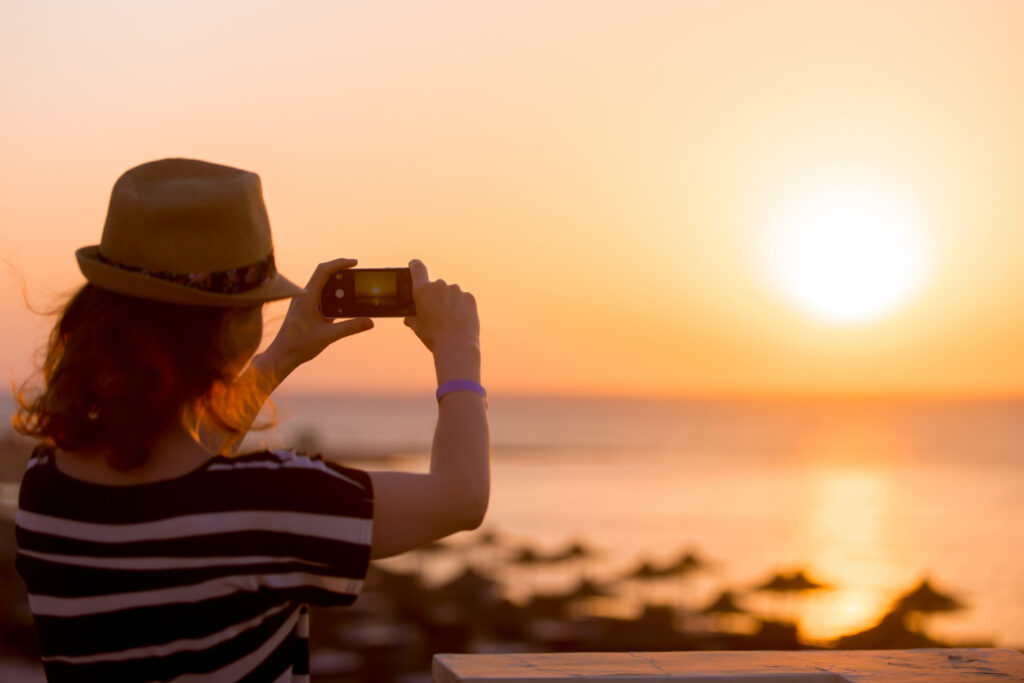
xmin=237 ymin=449 xmax=375 ymax=607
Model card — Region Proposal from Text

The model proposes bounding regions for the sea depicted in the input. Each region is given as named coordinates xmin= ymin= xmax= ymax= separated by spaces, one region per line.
xmin=3 ymin=393 xmax=1023 ymax=647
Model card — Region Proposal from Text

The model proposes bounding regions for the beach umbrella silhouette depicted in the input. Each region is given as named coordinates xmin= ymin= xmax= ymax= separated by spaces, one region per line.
xmin=697 ymin=590 xmax=750 ymax=633
xmin=521 ymin=579 xmax=615 ymax=622
xmin=752 ymin=571 xmax=792 ymax=619
xmin=661 ymin=550 xmax=708 ymax=577
xmin=544 ymin=538 xmax=603 ymax=582
xmin=754 ymin=570 xmax=829 ymax=593
xmin=364 ymin=565 xmax=422 ymax=606
xmin=834 ymin=609 xmax=947 ymax=649
xmin=562 ymin=578 xmax=615 ymax=601
xmin=466 ymin=528 xmax=508 ymax=571
xmin=511 ymin=547 xmax=548 ymax=565
xmin=621 ymin=560 xmax=672 ymax=606
xmin=433 ymin=566 xmax=503 ymax=605
xmin=508 ymin=546 xmax=556 ymax=596
xmin=754 ymin=573 xmax=792 ymax=592
xmin=890 ymin=578 xmax=966 ymax=637
xmin=566 ymin=578 xmax=621 ymax=620
xmin=418 ymin=539 xmax=454 ymax=555
xmin=782 ymin=571 xmax=830 ymax=632
xmin=784 ymin=570 xmax=830 ymax=591
xmin=752 ymin=570 xmax=830 ymax=625
xmin=564 ymin=541 xmax=596 ymax=559
xmin=625 ymin=561 xmax=664 ymax=581
xmin=698 ymin=590 xmax=747 ymax=616
xmin=475 ymin=529 xmax=503 ymax=547
xmin=632 ymin=604 xmax=683 ymax=646
xmin=471 ymin=528 xmax=506 ymax=555
xmin=408 ymin=538 xmax=457 ymax=575
xmin=892 ymin=579 xmax=964 ymax=614
xmin=657 ymin=550 xmax=710 ymax=609
xmin=547 ymin=539 xmax=601 ymax=562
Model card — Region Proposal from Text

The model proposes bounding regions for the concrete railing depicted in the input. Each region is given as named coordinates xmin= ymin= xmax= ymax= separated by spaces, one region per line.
xmin=433 ymin=648 xmax=1024 ymax=682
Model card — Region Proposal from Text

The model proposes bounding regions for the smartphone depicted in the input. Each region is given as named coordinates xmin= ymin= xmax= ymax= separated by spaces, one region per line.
xmin=320 ymin=267 xmax=416 ymax=318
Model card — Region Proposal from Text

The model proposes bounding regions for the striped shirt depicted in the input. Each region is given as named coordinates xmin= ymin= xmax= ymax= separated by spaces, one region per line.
xmin=15 ymin=444 xmax=374 ymax=682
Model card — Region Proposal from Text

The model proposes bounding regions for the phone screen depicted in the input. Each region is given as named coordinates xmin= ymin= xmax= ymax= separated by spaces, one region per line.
xmin=321 ymin=267 xmax=414 ymax=317
xmin=354 ymin=270 xmax=398 ymax=307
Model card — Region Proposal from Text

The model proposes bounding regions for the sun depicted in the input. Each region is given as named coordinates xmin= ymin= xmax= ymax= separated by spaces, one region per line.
xmin=756 ymin=169 xmax=934 ymax=325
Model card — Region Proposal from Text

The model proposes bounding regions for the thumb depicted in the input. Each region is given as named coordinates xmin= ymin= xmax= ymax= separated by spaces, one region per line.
xmin=329 ymin=317 xmax=375 ymax=340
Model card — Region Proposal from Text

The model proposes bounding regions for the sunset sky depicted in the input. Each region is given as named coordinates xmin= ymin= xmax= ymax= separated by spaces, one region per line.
xmin=2 ymin=1 xmax=1023 ymax=397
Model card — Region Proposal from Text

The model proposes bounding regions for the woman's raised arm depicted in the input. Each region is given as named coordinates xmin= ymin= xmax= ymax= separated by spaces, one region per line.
xmin=195 ymin=256 xmax=491 ymax=558
xmin=368 ymin=259 xmax=490 ymax=559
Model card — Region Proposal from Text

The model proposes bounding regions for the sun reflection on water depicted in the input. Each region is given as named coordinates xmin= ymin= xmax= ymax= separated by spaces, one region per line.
xmin=793 ymin=464 xmax=903 ymax=642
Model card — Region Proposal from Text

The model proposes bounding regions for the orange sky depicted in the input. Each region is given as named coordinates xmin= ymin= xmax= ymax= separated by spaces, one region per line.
xmin=2 ymin=1 xmax=1023 ymax=397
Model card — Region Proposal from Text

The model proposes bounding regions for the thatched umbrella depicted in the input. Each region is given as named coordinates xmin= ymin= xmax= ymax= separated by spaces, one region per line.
xmin=410 ymin=538 xmax=456 ymax=574
xmin=518 ymin=579 xmax=615 ymax=623
xmin=476 ymin=529 xmax=503 ymax=547
xmin=433 ymin=566 xmax=503 ymax=605
xmin=699 ymin=590 xmax=747 ymax=616
xmin=754 ymin=570 xmax=830 ymax=593
xmin=892 ymin=579 xmax=964 ymax=614
xmin=890 ymin=578 xmax=966 ymax=636
xmin=752 ymin=572 xmax=791 ymax=620
xmin=784 ymin=570 xmax=830 ymax=591
xmin=549 ymin=539 xmax=602 ymax=582
xmin=661 ymin=550 xmax=708 ymax=577
xmin=624 ymin=560 xmax=664 ymax=580
xmin=658 ymin=550 xmax=711 ymax=608
xmin=364 ymin=564 xmax=421 ymax=595
xmin=754 ymin=572 xmax=792 ymax=592
xmin=511 ymin=546 xmax=550 ymax=566
xmin=834 ymin=609 xmax=947 ymax=649
xmin=507 ymin=546 xmax=554 ymax=596
xmin=697 ymin=590 xmax=750 ymax=633
xmin=752 ymin=570 xmax=830 ymax=625
xmin=418 ymin=539 xmax=454 ymax=555
xmin=547 ymin=539 xmax=601 ymax=562
xmin=621 ymin=560 xmax=676 ymax=607
xmin=362 ymin=565 xmax=423 ymax=616
xmin=562 ymin=578 xmax=615 ymax=601
xmin=464 ymin=528 xmax=506 ymax=570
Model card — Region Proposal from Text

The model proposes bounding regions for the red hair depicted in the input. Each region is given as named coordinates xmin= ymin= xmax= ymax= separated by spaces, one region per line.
xmin=13 ymin=284 xmax=266 ymax=470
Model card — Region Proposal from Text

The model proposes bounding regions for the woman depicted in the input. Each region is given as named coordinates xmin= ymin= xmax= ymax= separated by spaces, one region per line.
xmin=13 ymin=158 xmax=490 ymax=681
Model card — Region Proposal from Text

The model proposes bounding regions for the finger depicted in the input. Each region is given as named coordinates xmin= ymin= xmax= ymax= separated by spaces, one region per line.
xmin=329 ymin=317 xmax=374 ymax=340
xmin=409 ymin=259 xmax=429 ymax=288
xmin=307 ymin=258 xmax=359 ymax=291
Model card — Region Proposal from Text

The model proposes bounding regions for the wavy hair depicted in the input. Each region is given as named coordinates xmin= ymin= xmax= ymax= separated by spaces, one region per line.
xmin=13 ymin=284 xmax=267 ymax=470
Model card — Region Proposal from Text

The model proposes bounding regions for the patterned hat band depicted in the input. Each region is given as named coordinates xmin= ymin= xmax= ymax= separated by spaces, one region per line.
xmin=95 ymin=252 xmax=277 ymax=295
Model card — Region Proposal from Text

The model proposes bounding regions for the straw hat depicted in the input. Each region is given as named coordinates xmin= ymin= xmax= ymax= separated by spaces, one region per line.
xmin=76 ymin=158 xmax=305 ymax=306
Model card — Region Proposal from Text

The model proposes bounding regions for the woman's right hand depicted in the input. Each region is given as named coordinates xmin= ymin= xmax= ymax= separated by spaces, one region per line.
xmin=403 ymin=260 xmax=481 ymax=380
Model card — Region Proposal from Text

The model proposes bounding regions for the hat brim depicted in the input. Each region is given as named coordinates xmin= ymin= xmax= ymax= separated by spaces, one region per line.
xmin=76 ymin=245 xmax=306 ymax=307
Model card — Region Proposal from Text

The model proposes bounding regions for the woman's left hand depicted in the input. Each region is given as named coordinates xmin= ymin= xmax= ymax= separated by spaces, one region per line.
xmin=263 ymin=258 xmax=374 ymax=373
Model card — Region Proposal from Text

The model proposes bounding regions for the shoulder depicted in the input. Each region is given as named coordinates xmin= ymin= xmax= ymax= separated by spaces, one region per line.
xmin=212 ymin=448 xmax=373 ymax=495
xmin=203 ymin=449 xmax=373 ymax=521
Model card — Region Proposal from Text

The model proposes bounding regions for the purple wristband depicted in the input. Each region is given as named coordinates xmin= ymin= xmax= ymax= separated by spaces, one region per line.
xmin=436 ymin=380 xmax=487 ymax=401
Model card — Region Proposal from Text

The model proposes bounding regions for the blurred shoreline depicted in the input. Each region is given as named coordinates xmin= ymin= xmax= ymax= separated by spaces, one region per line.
xmin=3 ymin=392 xmax=1024 ymax=678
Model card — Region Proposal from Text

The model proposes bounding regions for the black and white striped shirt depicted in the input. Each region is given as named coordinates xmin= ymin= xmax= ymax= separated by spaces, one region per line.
xmin=16 ymin=444 xmax=374 ymax=682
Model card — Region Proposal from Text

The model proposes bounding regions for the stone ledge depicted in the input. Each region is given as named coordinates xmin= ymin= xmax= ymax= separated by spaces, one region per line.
xmin=433 ymin=648 xmax=1024 ymax=682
